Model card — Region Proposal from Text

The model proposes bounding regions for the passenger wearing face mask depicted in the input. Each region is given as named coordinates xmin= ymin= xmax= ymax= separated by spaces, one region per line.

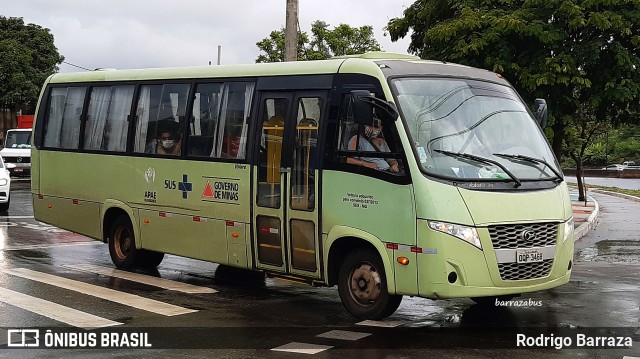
xmin=156 ymin=130 xmax=182 ymax=155
xmin=346 ymin=119 xmax=399 ymax=173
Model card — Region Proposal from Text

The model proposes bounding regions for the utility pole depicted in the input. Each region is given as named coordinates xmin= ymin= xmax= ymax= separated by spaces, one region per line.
xmin=284 ymin=0 xmax=298 ymax=61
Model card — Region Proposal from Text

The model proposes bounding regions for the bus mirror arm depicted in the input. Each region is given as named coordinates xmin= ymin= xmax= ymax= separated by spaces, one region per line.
xmin=351 ymin=90 xmax=399 ymax=124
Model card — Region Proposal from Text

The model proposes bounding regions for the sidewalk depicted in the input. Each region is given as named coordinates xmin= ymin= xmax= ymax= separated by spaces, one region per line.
xmin=570 ymin=191 xmax=599 ymax=241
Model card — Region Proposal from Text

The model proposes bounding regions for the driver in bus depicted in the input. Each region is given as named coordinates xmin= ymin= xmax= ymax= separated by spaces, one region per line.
xmin=346 ymin=118 xmax=399 ymax=172
xmin=156 ymin=130 xmax=182 ymax=155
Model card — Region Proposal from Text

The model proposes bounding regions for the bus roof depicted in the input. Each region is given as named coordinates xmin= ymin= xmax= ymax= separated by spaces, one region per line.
xmin=45 ymin=52 xmax=508 ymax=86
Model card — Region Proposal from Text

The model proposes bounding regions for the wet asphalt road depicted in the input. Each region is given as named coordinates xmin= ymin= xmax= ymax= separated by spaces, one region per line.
xmin=0 ymin=180 xmax=638 ymax=358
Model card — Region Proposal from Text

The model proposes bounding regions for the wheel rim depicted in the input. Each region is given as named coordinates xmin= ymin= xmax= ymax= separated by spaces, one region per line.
xmin=113 ymin=225 xmax=133 ymax=261
xmin=347 ymin=262 xmax=382 ymax=307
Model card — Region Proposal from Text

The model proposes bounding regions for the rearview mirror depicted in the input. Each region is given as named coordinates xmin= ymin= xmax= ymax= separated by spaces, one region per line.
xmin=351 ymin=90 xmax=374 ymax=125
xmin=350 ymin=90 xmax=399 ymax=125
xmin=534 ymin=98 xmax=548 ymax=129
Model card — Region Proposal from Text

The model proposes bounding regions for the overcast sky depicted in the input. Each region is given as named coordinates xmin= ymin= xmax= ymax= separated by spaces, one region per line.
xmin=3 ymin=0 xmax=414 ymax=73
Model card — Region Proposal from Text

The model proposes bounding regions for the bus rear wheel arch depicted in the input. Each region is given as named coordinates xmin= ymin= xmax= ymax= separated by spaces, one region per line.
xmin=107 ymin=215 xmax=164 ymax=269
xmin=338 ymin=248 xmax=402 ymax=319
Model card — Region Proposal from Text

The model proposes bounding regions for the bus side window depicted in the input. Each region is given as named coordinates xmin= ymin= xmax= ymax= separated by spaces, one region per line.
xmin=134 ymin=83 xmax=190 ymax=155
xmin=335 ymin=93 xmax=406 ymax=175
xmin=188 ymin=82 xmax=254 ymax=159
xmin=44 ymin=86 xmax=87 ymax=149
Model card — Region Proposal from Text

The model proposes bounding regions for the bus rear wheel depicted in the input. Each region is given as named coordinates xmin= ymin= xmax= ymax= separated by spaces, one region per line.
xmin=135 ymin=250 xmax=165 ymax=269
xmin=338 ymin=248 xmax=402 ymax=320
xmin=108 ymin=216 xmax=138 ymax=269
xmin=108 ymin=216 xmax=164 ymax=269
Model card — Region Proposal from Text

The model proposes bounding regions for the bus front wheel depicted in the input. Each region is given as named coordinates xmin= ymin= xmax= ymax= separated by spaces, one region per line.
xmin=108 ymin=216 xmax=138 ymax=269
xmin=338 ymin=248 xmax=402 ymax=319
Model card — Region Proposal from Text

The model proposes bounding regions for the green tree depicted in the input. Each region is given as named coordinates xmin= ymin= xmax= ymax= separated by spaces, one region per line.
xmin=256 ymin=20 xmax=381 ymax=62
xmin=564 ymin=105 xmax=610 ymax=200
xmin=0 ymin=16 xmax=64 ymax=113
xmin=387 ymin=0 xmax=640 ymax=200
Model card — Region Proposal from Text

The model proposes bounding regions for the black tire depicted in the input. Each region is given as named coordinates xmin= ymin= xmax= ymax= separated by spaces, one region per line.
xmin=338 ymin=248 xmax=402 ymax=319
xmin=470 ymin=295 xmax=516 ymax=306
xmin=0 ymin=196 xmax=9 ymax=213
xmin=108 ymin=216 xmax=138 ymax=269
xmin=135 ymin=249 xmax=165 ymax=269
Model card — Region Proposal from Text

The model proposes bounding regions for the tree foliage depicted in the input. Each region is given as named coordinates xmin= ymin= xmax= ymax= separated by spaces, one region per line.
xmin=387 ymin=0 xmax=640 ymax=200
xmin=256 ymin=21 xmax=381 ymax=62
xmin=387 ymin=0 xmax=640 ymax=156
xmin=0 ymin=16 xmax=64 ymax=112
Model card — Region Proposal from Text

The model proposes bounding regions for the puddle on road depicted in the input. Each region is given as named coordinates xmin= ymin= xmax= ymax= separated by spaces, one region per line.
xmin=576 ymin=240 xmax=640 ymax=263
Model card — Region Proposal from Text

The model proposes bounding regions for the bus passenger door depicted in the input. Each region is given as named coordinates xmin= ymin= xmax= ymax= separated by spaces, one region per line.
xmin=253 ymin=91 xmax=324 ymax=279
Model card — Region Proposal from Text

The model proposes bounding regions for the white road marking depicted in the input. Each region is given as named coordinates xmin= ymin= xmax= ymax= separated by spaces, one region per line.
xmin=0 ymin=287 xmax=122 ymax=329
xmin=6 ymin=268 xmax=197 ymax=316
xmin=64 ymin=263 xmax=217 ymax=294
xmin=1 ymin=216 xmax=35 ymax=219
xmin=271 ymin=342 xmax=333 ymax=354
xmin=622 ymin=357 xmax=640 ymax=359
xmin=316 ymin=330 xmax=371 ymax=341
xmin=2 ymin=242 xmax=99 ymax=251
xmin=356 ymin=320 xmax=404 ymax=328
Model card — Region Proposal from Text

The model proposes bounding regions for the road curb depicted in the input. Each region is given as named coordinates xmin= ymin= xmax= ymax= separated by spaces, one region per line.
xmin=573 ymin=195 xmax=599 ymax=241
xmin=586 ymin=188 xmax=640 ymax=203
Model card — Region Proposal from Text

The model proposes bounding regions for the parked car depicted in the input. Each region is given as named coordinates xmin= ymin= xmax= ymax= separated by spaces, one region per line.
xmin=623 ymin=161 xmax=636 ymax=167
xmin=602 ymin=164 xmax=626 ymax=171
xmin=0 ymin=156 xmax=11 ymax=212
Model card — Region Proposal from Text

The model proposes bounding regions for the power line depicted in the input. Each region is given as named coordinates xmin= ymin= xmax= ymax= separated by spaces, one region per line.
xmin=62 ymin=61 xmax=92 ymax=71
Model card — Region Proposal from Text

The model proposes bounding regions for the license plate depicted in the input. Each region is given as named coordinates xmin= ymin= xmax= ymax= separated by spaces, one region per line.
xmin=14 ymin=168 xmax=23 ymax=172
xmin=516 ymin=249 xmax=544 ymax=263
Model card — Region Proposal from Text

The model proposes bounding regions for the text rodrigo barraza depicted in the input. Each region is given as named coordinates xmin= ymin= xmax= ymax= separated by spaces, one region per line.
xmin=516 ymin=333 xmax=632 ymax=349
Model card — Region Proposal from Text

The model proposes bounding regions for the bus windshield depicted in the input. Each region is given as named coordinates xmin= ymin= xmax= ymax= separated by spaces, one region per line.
xmin=392 ymin=78 xmax=561 ymax=181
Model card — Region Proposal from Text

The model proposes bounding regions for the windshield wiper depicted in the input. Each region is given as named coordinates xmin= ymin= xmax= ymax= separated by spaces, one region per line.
xmin=434 ymin=149 xmax=522 ymax=187
xmin=493 ymin=153 xmax=563 ymax=182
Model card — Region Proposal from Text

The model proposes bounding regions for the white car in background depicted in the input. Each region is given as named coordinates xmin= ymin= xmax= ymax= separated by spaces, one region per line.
xmin=0 ymin=156 xmax=11 ymax=212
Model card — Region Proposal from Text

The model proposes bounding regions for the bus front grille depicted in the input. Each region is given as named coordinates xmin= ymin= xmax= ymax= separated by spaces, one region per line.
xmin=3 ymin=156 xmax=31 ymax=164
xmin=497 ymin=259 xmax=553 ymax=280
xmin=488 ymin=222 xmax=558 ymax=249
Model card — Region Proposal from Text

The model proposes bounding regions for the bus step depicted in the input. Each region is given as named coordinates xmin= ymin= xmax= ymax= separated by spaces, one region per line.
xmin=266 ymin=273 xmax=320 ymax=287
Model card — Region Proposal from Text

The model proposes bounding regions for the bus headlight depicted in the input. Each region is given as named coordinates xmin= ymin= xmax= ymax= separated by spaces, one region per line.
xmin=428 ymin=221 xmax=482 ymax=249
xmin=0 ymin=178 xmax=7 ymax=186
xmin=563 ymin=217 xmax=574 ymax=243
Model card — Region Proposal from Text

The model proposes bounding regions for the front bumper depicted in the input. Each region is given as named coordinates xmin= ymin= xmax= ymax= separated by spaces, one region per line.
xmin=416 ymin=219 xmax=574 ymax=299
xmin=7 ymin=163 xmax=31 ymax=176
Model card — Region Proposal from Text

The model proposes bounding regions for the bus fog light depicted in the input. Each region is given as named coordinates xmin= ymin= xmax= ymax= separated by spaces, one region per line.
xmin=448 ymin=272 xmax=458 ymax=283
xmin=428 ymin=221 xmax=482 ymax=249
xmin=563 ymin=217 xmax=574 ymax=243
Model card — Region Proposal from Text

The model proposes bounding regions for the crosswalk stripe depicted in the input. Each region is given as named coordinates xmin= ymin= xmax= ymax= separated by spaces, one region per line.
xmin=0 ymin=287 xmax=122 ymax=329
xmin=6 ymin=268 xmax=197 ymax=316
xmin=63 ymin=263 xmax=217 ymax=294
xmin=356 ymin=320 xmax=404 ymax=328
xmin=316 ymin=330 xmax=371 ymax=341
xmin=271 ymin=342 xmax=333 ymax=354
xmin=2 ymin=242 xmax=99 ymax=251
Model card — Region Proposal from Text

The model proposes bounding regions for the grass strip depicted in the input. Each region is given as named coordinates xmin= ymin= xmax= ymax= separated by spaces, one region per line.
xmin=567 ymin=182 xmax=640 ymax=198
